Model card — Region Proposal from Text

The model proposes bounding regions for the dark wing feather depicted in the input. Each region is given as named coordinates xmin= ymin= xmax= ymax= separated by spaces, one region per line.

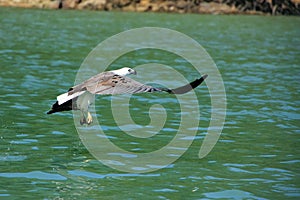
xmin=162 ymin=74 xmax=208 ymax=94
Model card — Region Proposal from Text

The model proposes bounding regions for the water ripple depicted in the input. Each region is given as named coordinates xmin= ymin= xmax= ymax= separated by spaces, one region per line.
xmin=0 ymin=171 xmax=67 ymax=180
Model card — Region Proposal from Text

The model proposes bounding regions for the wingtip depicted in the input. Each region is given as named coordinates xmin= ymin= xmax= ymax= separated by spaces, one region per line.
xmin=197 ymin=74 xmax=208 ymax=82
xmin=46 ymin=110 xmax=53 ymax=114
xmin=196 ymin=74 xmax=208 ymax=84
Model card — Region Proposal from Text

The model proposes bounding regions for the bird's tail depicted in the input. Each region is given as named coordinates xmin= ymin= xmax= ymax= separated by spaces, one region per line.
xmin=47 ymin=98 xmax=78 ymax=114
xmin=161 ymin=74 xmax=208 ymax=94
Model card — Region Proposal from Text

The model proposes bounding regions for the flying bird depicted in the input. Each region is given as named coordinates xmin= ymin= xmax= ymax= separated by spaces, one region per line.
xmin=47 ymin=67 xmax=208 ymax=125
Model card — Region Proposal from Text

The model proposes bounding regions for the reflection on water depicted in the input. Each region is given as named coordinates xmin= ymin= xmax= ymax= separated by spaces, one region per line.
xmin=0 ymin=7 xmax=299 ymax=199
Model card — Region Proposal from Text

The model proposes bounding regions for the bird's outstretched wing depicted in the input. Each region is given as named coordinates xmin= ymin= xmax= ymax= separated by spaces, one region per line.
xmin=69 ymin=73 xmax=208 ymax=95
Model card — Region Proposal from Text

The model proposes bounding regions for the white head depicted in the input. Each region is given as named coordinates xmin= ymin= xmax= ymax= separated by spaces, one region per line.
xmin=111 ymin=67 xmax=137 ymax=76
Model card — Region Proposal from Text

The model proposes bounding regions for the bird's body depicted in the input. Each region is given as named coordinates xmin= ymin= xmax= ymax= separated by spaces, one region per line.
xmin=47 ymin=67 xmax=207 ymax=125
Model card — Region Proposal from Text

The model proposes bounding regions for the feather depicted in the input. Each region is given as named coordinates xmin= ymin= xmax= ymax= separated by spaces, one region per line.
xmin=57 ymin=91 xmax=85 ymax=105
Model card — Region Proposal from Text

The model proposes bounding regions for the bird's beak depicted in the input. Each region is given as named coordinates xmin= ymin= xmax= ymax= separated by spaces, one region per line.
xmin=132 ymin=70 xmax=137 ymax=75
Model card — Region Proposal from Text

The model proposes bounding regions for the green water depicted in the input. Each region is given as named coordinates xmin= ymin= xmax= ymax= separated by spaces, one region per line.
xmin=1 ymin=7 xmax=300 ymax=199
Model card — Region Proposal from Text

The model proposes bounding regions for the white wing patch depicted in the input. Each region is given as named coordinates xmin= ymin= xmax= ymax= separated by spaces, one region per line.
xmin=57 ymin=91 xmax=85 ymax=105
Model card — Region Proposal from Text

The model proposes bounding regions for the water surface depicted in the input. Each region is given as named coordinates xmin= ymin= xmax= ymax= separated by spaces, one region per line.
xmin=0 ymin=7 xmax=300 ymax=199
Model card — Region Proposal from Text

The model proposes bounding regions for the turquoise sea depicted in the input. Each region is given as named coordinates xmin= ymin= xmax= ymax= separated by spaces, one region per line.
xmin=0 ymin=7 xmax=300 ymax=199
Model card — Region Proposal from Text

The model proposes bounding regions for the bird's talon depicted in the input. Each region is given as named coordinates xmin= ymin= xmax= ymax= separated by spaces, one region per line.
xmin=87 ymin=112 xmax=93 ymax=125
xmin=80 ymin=117 xmax=86 ymax=125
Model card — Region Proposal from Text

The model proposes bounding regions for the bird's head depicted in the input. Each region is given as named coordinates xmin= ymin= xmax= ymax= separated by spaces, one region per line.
xmin=112 ymin=67 xmax=137 ymax=76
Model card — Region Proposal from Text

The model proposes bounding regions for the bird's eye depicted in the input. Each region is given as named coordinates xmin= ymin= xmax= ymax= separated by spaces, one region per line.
xmin=128 ymin=69 xmax=131 ymax=72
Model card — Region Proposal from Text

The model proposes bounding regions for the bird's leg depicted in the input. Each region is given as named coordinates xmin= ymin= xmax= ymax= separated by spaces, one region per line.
xmin=80 ymin=111 xmax=87 ymax=125
xmin=79 ymin=111 xmax=92 ymax=125
xmin=86 ymin=111 xmax=93 ymax=125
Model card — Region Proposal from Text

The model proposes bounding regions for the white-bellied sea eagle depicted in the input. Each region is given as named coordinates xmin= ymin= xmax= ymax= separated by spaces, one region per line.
xmin=47 ymin=67 xmax=208 ymax=125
